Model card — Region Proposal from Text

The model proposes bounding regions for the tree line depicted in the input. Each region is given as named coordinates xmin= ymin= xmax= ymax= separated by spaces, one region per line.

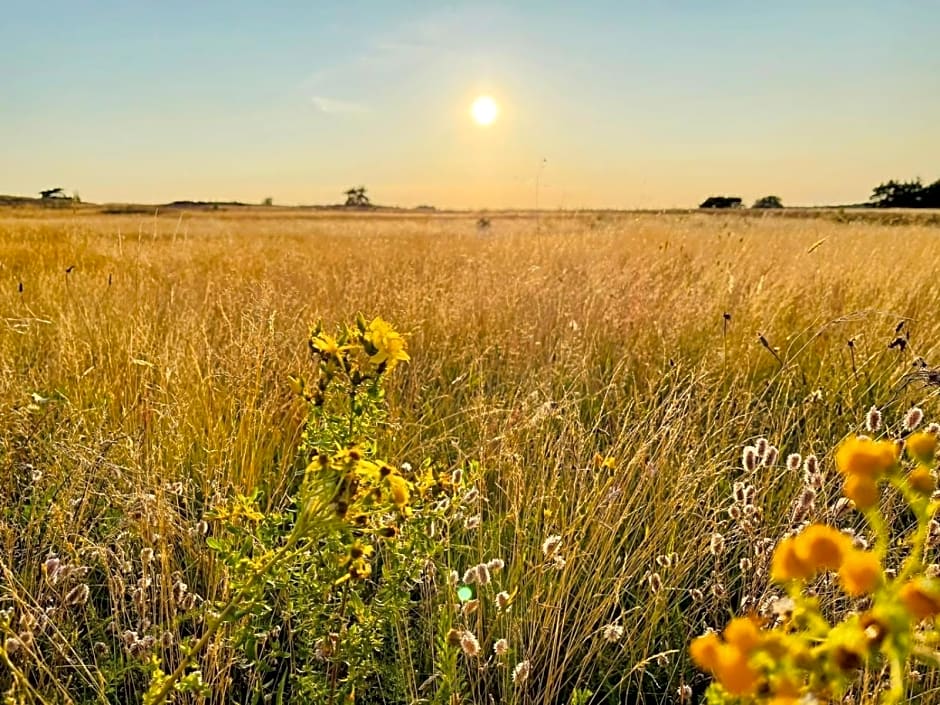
xmin=700 ymin=176 xmax=940 ymax=210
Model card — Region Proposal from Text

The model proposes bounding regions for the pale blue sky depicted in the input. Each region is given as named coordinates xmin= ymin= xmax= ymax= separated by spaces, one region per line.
xmin=1 ymin=1 xmax=938 ymax=208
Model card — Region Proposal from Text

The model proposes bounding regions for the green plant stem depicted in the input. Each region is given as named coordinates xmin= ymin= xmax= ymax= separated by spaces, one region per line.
xmin=146 ymin=534 xmax=303 ymax=705
xmin=884 ymin=654 xmax=904 ymax=704
xmin=328 ymin=582 xmax=350 ymax=705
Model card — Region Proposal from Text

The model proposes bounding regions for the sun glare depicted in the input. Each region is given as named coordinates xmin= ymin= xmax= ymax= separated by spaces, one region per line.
xmin=471 ymin=95 xmax=499 ymax=126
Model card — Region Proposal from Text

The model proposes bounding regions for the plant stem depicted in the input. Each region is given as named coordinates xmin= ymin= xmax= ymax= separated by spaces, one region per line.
xmin=146 ymin=535 xmax=301 ymax=705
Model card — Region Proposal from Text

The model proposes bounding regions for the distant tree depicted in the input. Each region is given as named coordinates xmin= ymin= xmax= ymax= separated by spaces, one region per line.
xmin=344 ymin=186 xmax=371 ymax=207
xmin=699 ymin=196 xmax=743 ymax=209
xmin=870 ymin=178 xmax=940 ymax=208
xmin=262 ymin=197 xmax=274 ymax=206
xmin=752 ymin=195 xmax=783 ymax=209
xmin=39 ymin=187 xmax=68 ymax=200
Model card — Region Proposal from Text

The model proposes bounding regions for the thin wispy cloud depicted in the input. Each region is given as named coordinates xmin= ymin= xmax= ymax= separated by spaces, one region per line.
xmin=310 ymin=95 xmax=368 ymax=115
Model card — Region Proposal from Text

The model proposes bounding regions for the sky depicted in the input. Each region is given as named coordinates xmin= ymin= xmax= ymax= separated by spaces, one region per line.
xmin=1 ymin=1 xmax=938 ymax=209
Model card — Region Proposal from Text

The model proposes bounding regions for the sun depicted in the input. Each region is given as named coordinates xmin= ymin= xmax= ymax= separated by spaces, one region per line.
xmin=470 ymin=95 xmax=499 ymax=126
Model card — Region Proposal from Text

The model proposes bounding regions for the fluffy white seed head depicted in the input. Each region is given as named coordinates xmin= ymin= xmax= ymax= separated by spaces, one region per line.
xmin=459 ymin=631 xmax=481 ymax=657
xmin=905 ymin=407 xmax=925 ymax=432
xmin=865 ymin=406 xmax=882 ymax=433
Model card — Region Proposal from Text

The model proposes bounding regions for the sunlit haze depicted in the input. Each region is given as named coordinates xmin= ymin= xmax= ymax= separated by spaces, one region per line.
xmin=1 ymin=1 xmax=938 ymax=209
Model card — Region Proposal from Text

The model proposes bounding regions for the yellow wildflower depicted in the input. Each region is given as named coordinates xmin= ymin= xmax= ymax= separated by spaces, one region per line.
xmin=843 ymin=474 xmax=879 ymax=510
xmin=838 ymin=550 xmax=883 ymax=596
xmin=723 ymin=616 xmax=763 ymax=652
xmin=364 ymin=317 xmax=411 ymax=369
xmin=689 ymin=632 xmax=722 ymax=672
xmin=387 ymin=474 xmax=411 ymax=508
xmin=899 ymin=579 xmax=940 ymax=621
xmin=714 ymin=644 xmax=759 ymax=696
xmin=771 ymin=537 xmax=813 ymax=583
xmin=835 ymin=436 xmax=897 ymax=478
xmin=794 ymin=524 xmax=850 ymax=571
xmin=312 ymin=333 xmax=346 ymax=357
xmin=907 ymin=431 xmax=938 ymax=464
xmin=908 ymin=466 xmax=936 ymax=494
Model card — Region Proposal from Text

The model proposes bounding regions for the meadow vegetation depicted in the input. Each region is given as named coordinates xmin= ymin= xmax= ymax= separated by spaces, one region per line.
xmin=1 ymin=209 xmax=940 ymax=704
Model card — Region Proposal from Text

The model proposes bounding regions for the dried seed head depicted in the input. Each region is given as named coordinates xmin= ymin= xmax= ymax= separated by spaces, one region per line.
xmin=4 ymin=637 xmax=21 ymax=655
xmin=905 ymin=407 xmax=925 ymax=432
xmin=709 ymin=533 xmax=725 ymax=556
xmin=446 ymin=629 xmax=462 ymax=647
xmin=172 ymin=580 xmax=188 ymax=604
xmin=804 ymin=454 xmax=819 ymax=475
xmin=739 ymin=557 xmax=752 ymax=572
xmin=926 ymin=423 xmax=940 ymax=436
xmin=711 ymin=582 xmax=727 ymax=599
xmin=733 ymin=481 xmax=747 ymax=503
xmin=451 ymin=468 xmax=463 ymax=486
xmin=690 ymin=588 xmax=704 ymax=602
xmin=140 ymin=548 xmax=154 ymax=566
xmin=93 ymin=641 xmax=108 ymax=657
xmin=728 ymin=505 xmax=743 ymax=521
xmin=678 ymin=685 xmax=693 ymax=703
xmin=552 ymin=555 xmax=567 ymax=570
xmin=648 ymin=573 xmax=662 ymax=594
xmin=601 ymin=624 xmax=624 ymax=643
xmin=804 ymin=470 xmax=824 ymax=491
xmin=64 ymin=583 xmax=90 ymax=606
xmin=462 ymin=599 xmax=480 ymax=617
xmin=459 ymin=631 xmax=481 ymax=657
xmin=462 ymin=568 xmax=478 ymax=585
xmin=496 ymin=591 xmax=511 ymax=611
xmin=462 ymin=487 xmax=480 ymax=505
xmin=542 ymin=534 xmax=563 ymax=558
xmin=512 ymin=660 xmax=531 ymax=684
xmin=655 ymin=653 xmax=670 ymax=667
xmin=494 ymin=638 xmax=509 ymax=656
xmin=762 ymin=446 xmax=779 ymax=467
xmin=43 ymin=556 xmax=62 ymax=583
xmin=448 ymin=570 xmax=459 ymax=586
xmin=865 ymin=406 xmax=882 ymax=433
xmin=464 ymin=515 xmax=481 ymax=530
xmin=194 ymin=520 xmax=209 ymax=536
xmin=927 ymin=564 xmax=940 ymax=578
xmin=786 ymin=453 xmax=802 ymax=472
xmin=755 ymin=438 xmax=769 ymax=457
xmin=744 ymin=484 xmax=756 ymax=505
xmin=486 ymin=558 xmax=505 ymax=572
xmin=832 ymin=497 xmax=854 ymax=519
xmin=742 ymin=446 xmax=759 ymax=472
xmin=474 ymin=564 xmax=491 ymax=586
xmin=121 ymin=630 xmax=139 ymax=647
xmin=798 ymin=486 xmax=817 ymax=508
xmin=771 ymin=596 xmax=796 ymax=617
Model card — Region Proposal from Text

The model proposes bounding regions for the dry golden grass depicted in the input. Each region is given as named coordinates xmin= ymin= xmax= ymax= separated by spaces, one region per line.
xmin=2 ymin=208 xmax=940 ymax=703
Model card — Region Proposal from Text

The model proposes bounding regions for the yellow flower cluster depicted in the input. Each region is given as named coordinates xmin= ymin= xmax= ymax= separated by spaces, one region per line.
xmin=691 ymin=429 xmax=940 ymax=703
xmin=363 ymin=317 xmax=411 ymax=369
xmin=834 ymin=436 xmax=898 ymax=509
xmin=690 ymin=618 xmax=763 ymax=696
xmin=771 ymin=524 xmax=882 ymax=595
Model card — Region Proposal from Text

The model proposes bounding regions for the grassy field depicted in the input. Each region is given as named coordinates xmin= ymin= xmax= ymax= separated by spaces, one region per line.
xmin=1 ymin=208 xmax=940 ymax=704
